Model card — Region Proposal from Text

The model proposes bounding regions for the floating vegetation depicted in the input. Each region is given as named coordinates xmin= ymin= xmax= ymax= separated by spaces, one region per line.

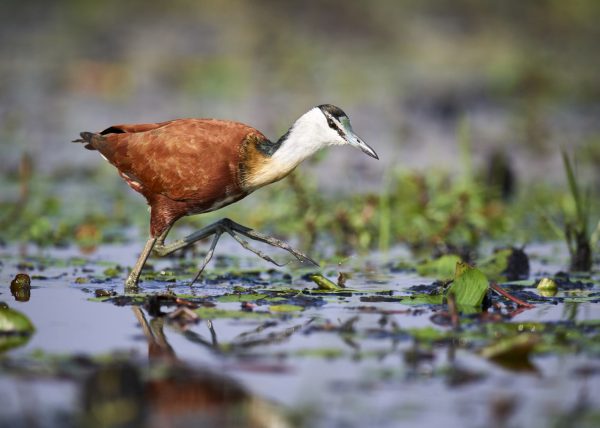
xmin=537 ymin=277 xmax=558 ymax=293
xmin=445 ymin=262 xmax=489 ymax=310
xmin=309 ymin=273 xmax=344 ymax=291
xmin=0 ymin=239 xmax=598 ymax=428
xmin=1 ymin=3 xmax=600 ymax=427
xmin=0 ymin=306 xmax=35 ymax=352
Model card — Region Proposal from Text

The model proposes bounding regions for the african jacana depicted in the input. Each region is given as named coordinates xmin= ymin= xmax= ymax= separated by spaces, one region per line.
xmin=73 ymin=104 xmax=378 ymax=288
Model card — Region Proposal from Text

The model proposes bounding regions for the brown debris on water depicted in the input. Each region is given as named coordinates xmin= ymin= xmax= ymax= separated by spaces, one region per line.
xmin=10 ymin=273 xmax=31 ymax=302
xmin=490 ymin=283 xmax=535 ymax=308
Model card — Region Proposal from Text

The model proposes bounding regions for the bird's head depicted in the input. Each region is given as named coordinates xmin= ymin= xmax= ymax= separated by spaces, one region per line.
xmin=283 ymin=104 xmax=378 ymax=160
xmin=245 ymin=104 xmax=378 ymax=189
xmin=314 ymin=104 xmax=378 ymax=159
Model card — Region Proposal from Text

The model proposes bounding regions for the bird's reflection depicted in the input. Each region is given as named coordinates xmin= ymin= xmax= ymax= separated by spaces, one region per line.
xmin=81 ymin=307 xmax=293 ymax=428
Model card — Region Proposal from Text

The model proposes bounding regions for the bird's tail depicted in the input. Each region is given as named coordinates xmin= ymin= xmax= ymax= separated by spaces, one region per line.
xmin=71 ymin=132 xmax=98 ymax=150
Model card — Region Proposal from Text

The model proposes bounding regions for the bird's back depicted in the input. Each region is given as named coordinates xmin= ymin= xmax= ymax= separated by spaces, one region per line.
xmin=77 ymin=118 xmax=272 ymax=236
xmin=89 ymin=118 xmax=263 ymax=202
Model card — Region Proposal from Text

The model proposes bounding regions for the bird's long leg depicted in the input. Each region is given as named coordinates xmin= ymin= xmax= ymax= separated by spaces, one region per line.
xmin=155 ymin=225 xmax=172 ymax=247
xmin=152 ymin=218 xmax=318 ymax=282
xmin=188 ymin=230 xmax=222 ymax=286
xmin=125 ymin=236 xmax=158 ymax=290
xmin=152 ymin=222 xmax=225 ymax=257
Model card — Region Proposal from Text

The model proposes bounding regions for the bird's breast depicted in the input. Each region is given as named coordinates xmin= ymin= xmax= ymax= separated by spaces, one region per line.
xmin=243 ymin=160 xmax=294 ymax=190
xmin=240 ymin=135 xmax=297 ymax=191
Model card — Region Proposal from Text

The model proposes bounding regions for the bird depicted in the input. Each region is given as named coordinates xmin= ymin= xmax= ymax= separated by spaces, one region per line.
xmin=73 ymin=104 xmax=378 ymax=289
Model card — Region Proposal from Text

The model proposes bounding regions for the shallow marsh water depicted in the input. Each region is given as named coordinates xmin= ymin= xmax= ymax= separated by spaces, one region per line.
xmin=0 ymin=241 xmax=598 ymax=428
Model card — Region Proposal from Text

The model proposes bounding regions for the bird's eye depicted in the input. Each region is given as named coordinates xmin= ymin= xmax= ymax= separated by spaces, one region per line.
xmin=326 ymin=116 xmax=336 ymax=129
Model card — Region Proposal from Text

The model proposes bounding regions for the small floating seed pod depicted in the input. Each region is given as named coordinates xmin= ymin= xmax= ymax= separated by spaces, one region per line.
xmin=536 ymin=277 xmax=558 ymax=297
xmin=10 ymin=273 xmax=31 ymax=302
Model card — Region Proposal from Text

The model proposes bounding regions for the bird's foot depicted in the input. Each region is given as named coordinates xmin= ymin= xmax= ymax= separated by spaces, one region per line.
xmin=190 ymin=218 xmax=320 ymax=286
xmin=148 ymin=218 xmax=319 ymax=287
xmin=125 ymin=274 xmax=140 ymax=292
xmin=232 ymin=225 xmax=319 ymax=267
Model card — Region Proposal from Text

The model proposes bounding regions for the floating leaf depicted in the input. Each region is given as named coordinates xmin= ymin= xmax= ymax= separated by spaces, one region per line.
xmin=399 ymin=293 xmax=444 ymax=306
xmin=310 ymin=274 xmax=343 ymax=291
xmin=0 ymin=308 xmax=35 ymax=335
xmin=269 ymin=304 xmax=303 ymax=313
xmin=216 ymin=293 xmax=268 ymax=303
xmin=102 ymin=266 xmax=122 ymax=278
xmin=446 ymin=262 xmax=489 ymax=309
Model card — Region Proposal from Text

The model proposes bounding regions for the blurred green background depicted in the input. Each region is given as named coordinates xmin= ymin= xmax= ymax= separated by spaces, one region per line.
xmin=1 ymin=0 xmax=599 ymax=258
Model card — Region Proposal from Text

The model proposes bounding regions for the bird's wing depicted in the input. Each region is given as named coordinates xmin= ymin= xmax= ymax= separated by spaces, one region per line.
xmin=95 ymin=119 xmax=264 ymax=202
xmin=99 ymin=121 xmax=177 ymax=135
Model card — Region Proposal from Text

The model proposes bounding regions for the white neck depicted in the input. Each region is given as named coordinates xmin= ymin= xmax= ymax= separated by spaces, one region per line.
xmin=271 ymin=107 xmax=337 ymax=169
xmin=243 ymin=107 xmax=339 ymax=190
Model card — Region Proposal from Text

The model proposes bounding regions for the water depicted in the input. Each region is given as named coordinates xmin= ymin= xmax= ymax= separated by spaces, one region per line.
xmin=0 ymin=242 xmax=598 ymax=427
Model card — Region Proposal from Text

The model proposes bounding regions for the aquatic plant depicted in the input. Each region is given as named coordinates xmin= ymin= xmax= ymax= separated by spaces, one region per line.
xmin=561 ymin=151 xmax=593 ymax=271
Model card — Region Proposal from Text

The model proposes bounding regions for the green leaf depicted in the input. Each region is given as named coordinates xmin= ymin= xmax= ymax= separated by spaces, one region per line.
xmin=216 ymin=293 xmax=268 ymax=303
xmin=446 ymin=262 xmax=489 ymax=308
xmin=400 ymin=293 xmax=444 ymax=306
xmin=478 ymin=249 xmax=511 ymax=280
xmin=416 ymin=255 xmax=462 ymax=280
xmin=310 ymin=274 xmax=342 ymax=291
xmin=269 ymin=304 xmax=304 ymax=313
xmin=0 ymin=308 xmax=35 ymax=335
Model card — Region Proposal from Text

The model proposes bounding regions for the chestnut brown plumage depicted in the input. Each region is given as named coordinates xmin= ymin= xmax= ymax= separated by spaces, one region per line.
xmin=74 ymin=105 xmax=378 ymax=289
